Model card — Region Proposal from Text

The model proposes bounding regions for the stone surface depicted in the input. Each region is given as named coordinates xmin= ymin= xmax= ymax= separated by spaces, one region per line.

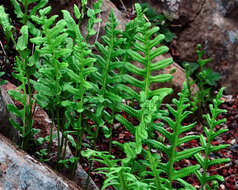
xmin=1 ymin=82 xmax=99 ymax=190
xmin=142 ymin=0 xmax=204 ymax=24
xmin=0 ymin=133 xmax=82 ymax=190
xmin=173 ymin=0 xmax=238 ymax=94
xmin=130 ymin=52 xmax=197 ymax=102
xmin=145 ymin=0 xmax=238 ymax=94
xmin=150 ymin=54 xmax=198 ymax=100
xmin=80 ymin=0 xmax=128 ymax=42
xmin=0 ymin=86 xmax=20 ymax=143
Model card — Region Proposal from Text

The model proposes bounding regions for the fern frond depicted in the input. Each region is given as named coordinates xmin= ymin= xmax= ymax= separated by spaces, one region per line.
xmin=195 ymin=88 xmax=230 ymax=189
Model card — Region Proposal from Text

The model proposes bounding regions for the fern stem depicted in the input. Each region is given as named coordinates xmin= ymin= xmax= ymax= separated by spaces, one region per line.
xmin=23 ymin=0 xmax=29 ymax=25
xmin=144 ymin=38 xmax=151 ymax=99
xmin=45 ymin=26 xmax=63 ymax=164
xmin=48 ymin=109 xmax=54 ymax=150
xmin=21 ymin=57 xmax=28 ymax=150
xmin=119 ymin=169 xmax=127 ymax=190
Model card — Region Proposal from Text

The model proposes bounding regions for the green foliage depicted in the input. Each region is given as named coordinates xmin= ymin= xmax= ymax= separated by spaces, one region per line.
xmin=184 ymin=44 xmax=221 ymax=112
xmin=115 ymin=3 xmax=173 ymax=154
xmin=36 ymin=148 xmax=50 ymax=162
xmin=195 ymin=88 xmax=230 ymax=189
xmin=0 ymin=6 xmax=16 ymax=46
xmin=154 ymin=85 xmax=202 ymax=188
xmin=10 ymin=0 xmax=48 ymax=33
xmin=0 ymin=72 xmax=7 ymax=86
xmin=86 ymin=0 xmax=103 ymax=39
xmin=89 ymin=11 xmax=125 ymax=156
xmin=140 ymin=3 xmax=176 ymax=43
xmin=0 ymin=1 xmax=230 ymax=190
xmin=0 ymin=7 xmax=37 ymax=150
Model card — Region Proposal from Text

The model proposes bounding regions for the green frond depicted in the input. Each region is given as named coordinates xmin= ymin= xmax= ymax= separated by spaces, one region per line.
xmin=123 ymin=74 xmax=144 ymax=88
xmin=149 ymin=88 xmax=173 ymax=99
xmin=125 ymin=62 xmax=145 ymax=76
xmin=150 ymin=74 xmax=172 ymax=83
xmin=175 ymin=147 xmax=204 ymax=162
xmin=194 ymin=153 xmax=204 ymax=166
xmin=115 ymin=84 xmax=140 ymax=101
xmin=181 ymin=122 xmax=197 ymax=133
xmin=127 ymin=49 xmax=146 ymax=64
xmin=205 ymin=175 xmax=224 ymax=183
xmin=149 ymin=34 xmax=165 ymax=49
xmin=145 ymin=139 xmax=170 ymax=155
xmin=165 ymin=104 xmax=177 ymax=117
xmin=210 ymin=144 xmax=230 ymax=152
xmin=177 ymin=135 xmax=200 ymax=146
xmin=161 ymin=116 xmax=176 ymax=131
xmin=211 ymin=128 xmax=228 ymax=140
xmin=151 ymin=58 xmax=173 ymax=71
xmin=150 ymin=46 xmax=169 ymax=60
xmin=208 ymin=158 xmax=230 ymax=166
xmin=171 ymin=165 xmax=200 ymax=181
xmin=152 ymin=123 xmax=173 ymax=142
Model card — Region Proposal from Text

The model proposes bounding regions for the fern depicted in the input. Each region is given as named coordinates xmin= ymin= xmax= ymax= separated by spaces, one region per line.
xmin=115 ymin=3 xmax=173 ymax=154
xmin=61 ymin=8 xmax=98 ymax=175
xmin=10 ymin=0 xmax=48 ymax=35
xmin=0 ymin=6 xmax=16 ymax=46
xmin=194 ymin=88 xmax=230 ymax=189
xmin=0 ymin=6 xmax=38 ymax=150
xmin=30 ymin=6 xmax=73 ymax=162
xmin=90 ymin=10 xmax=125 ymax=153
xmin=149 ymin=85 xmax=203 ymax=189
xmin=82 ymin=148 xmax=149 ymax=190
xmin=7 ymin=25 xmax=38 ymax=150
xmin=185 ymin=44 xmax=221 ymax=113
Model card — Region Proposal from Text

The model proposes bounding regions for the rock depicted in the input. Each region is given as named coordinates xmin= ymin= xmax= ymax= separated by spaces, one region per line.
xmin=80 ymin=0 xmax=128 ymax=42
xmin=141 ymin=0 xmax=204 ymax=24
xmin=130 ymin=52 xmax=197 ymax=102
xmin=145 ymin=0 xmax=238 ymax=94
xmin=151 ymin=54 xmax=198 ymax=101
xmin=173 ymin=0 xmax=238 ymax=94
xmin=33 ymin=101 xmax=98 ymax=190
xmin=0 ymin=86 xmax=20 ymax=143
xmin=2 ymin=82 xmax=99 ymax=190
xmin=142 ymin=0 xmax=181 ymax=20
xmin=0 ymin=133 xmax=82 ymax=190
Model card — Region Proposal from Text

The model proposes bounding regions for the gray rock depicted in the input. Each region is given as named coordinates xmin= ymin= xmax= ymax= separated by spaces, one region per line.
xmin=0 ymin=86 xmax=20 ymax=143
xmin=0 ymin=134 xmax=82 ymax=190
xmin=141 ymin=0 xmax=203 ymax=23
xmin=33 ymin=103 xmax=99 ymax=190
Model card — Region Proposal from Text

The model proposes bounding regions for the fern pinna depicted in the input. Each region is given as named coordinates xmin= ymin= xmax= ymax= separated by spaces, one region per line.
xmin=115 ymin=3 xmax=173 ymax=153
xmin=195 ymin=88 xmax=230 ymax=190
xmin=148 ymin=85 xmax=203 ymax=189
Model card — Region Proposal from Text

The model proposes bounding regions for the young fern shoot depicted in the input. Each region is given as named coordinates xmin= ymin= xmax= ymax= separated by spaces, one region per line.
xmin=195 ymin=88 xmax=230 ymax=190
